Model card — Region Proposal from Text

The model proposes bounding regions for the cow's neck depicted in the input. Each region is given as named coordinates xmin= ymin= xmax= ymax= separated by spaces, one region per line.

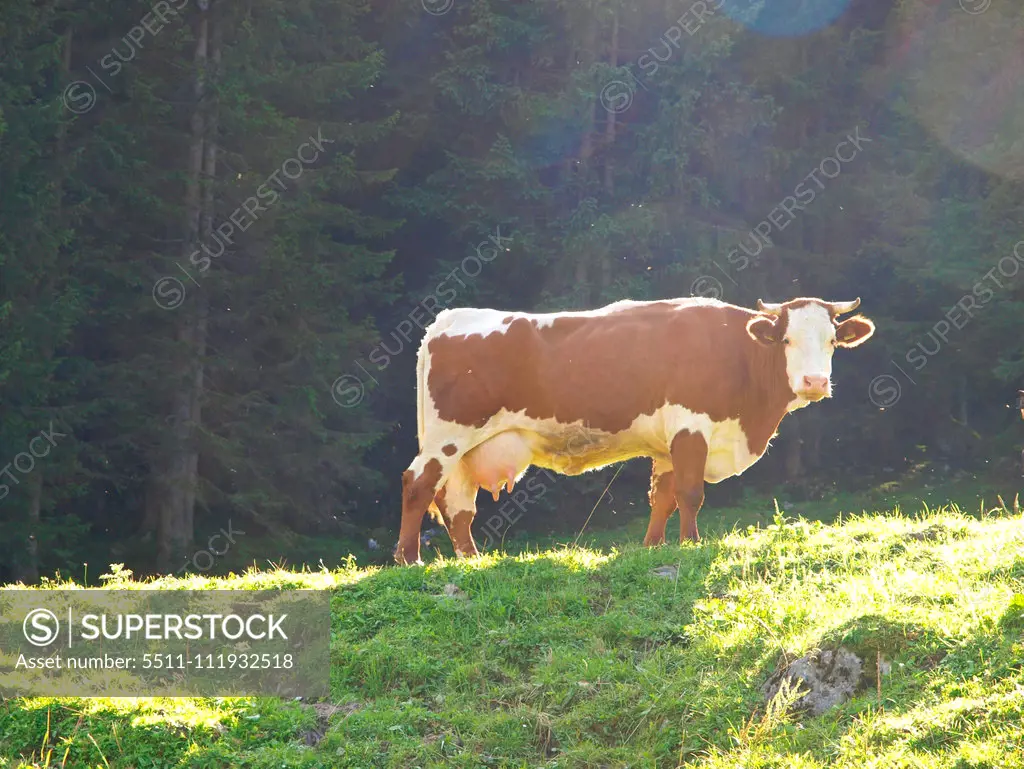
xmin=739 ymin=338 xmax=798 ymax=456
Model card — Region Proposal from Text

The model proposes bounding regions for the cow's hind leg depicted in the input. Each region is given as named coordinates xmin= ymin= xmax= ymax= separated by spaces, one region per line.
xmin=426 ymin=477 xmax=479 ymax=558
xmin=643 ymin=457 xmax=676 ymax=546
xmin=399 ymin=431 xmax=531 ymax=564
xmin=396 ymin=452 xmax=460 ymax=565
xmin=670 ymin=430 xmax=708 ymax=543
xmin=439 ymin=465 xmax=481 ymax=558
xmin=427 ymin=487 xmax=452 ymax=544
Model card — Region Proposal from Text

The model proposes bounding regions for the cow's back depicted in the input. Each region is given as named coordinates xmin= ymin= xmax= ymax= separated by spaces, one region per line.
xmin=421 ymin=298 xmax=759 ymax=435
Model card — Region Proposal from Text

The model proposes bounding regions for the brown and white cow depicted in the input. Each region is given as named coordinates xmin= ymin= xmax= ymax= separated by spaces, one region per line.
xmin=394 ymin=296 xmax=875 ymax=565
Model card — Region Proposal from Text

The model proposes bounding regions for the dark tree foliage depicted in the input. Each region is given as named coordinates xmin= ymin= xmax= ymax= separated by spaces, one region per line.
xmin=1 ymin=0 xmax=1022 ymax=580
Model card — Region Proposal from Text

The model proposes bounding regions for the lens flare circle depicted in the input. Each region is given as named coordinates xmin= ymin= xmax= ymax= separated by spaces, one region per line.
xmin=718 ymin=0 xmax=853 ymax=37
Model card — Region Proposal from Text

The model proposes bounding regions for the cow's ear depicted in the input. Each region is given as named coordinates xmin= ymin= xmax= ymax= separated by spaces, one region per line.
xmin=747 ymin=316 xmax=782 ymax=346
xmin=835 ymin=315 xmax=875 ymax=348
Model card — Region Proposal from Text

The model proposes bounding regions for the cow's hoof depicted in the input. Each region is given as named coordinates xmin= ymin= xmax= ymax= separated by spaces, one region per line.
xmin=393 ymin=546 xmax=423 ymax=566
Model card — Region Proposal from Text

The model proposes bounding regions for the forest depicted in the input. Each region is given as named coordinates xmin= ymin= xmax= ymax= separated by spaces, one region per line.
xmin=2 ymin=0 xmax=1024 ymax=583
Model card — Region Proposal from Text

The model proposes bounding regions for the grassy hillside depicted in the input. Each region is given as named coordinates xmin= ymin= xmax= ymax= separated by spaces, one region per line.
xmin=3 ymin=503 xmax=1024 ymax=768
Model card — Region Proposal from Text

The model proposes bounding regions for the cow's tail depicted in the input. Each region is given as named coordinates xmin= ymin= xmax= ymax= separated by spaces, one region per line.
xmin=416 ymin=329 xmax=427 ymax=448
xmin=418 ymin=324 xmax=444 ymax=523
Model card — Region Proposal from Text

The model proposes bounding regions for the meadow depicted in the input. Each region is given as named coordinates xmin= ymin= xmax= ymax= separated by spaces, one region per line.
xmin=2 ymin=484 xmax=1024 ymax=768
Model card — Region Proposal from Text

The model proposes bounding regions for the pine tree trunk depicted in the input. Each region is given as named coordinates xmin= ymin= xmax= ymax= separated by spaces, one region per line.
xmin=596 ymin=10 xmax=617 ymax=301
xmin=957 ymin=375 xmax=968 ymax=427
xmin=154 ymin=3 xmax=212 ymax=572
xmin=22 ymin=25 xmax=76 ymax=583
xmin=142 ymin=477 xmax=158 ymax=536
xmin=23 ymin=472 xmax=41 ymax=583
xmin=785 ymin=417 xmax=804 ymax=481
xmin=603 ymin=10 xmax=617 ymax=196
xmin=808 ymin=412 xmax=822 ymax=472
xmin=186 ymin=11 xmax=220 ymax=540
xmin=578 ymin=8 xmax=597 ymax=164
xmin=574 ymin=5 xmax=598 ymax=305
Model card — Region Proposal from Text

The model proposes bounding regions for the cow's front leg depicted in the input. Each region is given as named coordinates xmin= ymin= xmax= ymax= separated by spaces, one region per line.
xmin=396 ymin=451 xmax=458 ymax=565
xmin=643 ymin=457 xmax=676 ymax=546
xmin=670 ymin=429 xmax=708 ymax=543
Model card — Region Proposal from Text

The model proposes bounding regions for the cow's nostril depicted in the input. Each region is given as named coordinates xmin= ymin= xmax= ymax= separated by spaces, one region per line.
xmin=803 ymin=375 xmax=827 ymax=391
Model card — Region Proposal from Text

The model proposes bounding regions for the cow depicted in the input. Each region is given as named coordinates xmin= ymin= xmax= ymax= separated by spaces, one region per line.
xmin=394 ymin=296 xmax=875 ymax=565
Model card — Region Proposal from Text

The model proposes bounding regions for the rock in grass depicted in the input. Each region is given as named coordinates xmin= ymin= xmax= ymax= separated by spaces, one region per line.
xmin=651 ymin=565 xmax=678 ymax=579
xmin=761 ymin=647 xmax=864 ymax=716
xmin=903 ymin=523 xmax=946 ymax=542
xmin=441 ymin=583 xmax=468 ymax=600
xmin=302 ymin=702 xmax=360 ymax=747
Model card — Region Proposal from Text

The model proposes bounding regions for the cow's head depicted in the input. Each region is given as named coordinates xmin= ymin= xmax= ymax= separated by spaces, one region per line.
xmin=746 ymin=297 xmax=875 ymax=402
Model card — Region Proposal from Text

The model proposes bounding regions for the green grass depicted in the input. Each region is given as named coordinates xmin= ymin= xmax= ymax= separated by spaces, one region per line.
xmin=3 ymin=499 xmax=1024 ymax=767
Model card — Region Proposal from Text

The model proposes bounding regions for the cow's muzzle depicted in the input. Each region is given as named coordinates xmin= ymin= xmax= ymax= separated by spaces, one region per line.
xmin=798 ymin=375 xmax=831 ymax=401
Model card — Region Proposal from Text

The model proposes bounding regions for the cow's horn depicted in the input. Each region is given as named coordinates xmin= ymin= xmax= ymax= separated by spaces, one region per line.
xmin=829 ymin=298 xmax=860 ymax=315
xmin=756 ymin=299 xmax=783 ymax=315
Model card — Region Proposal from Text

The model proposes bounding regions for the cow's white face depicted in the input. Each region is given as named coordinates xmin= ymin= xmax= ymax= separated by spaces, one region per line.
xmin=747 ymin=299 xmax=875 ymax=403
xmin=783 ymin=304 xmax=839 ymax=401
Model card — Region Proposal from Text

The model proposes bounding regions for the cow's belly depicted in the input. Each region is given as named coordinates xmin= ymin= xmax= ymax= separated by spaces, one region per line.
xmin=704 ymin=418 xmax=760 ymax=483
xmin=460 ymin=418 xmax=653 ymax=495
xmin=531 ymin=422 xmax=649 ymax=476
xmin=535 ymin=434 xmax=639 ymax=476
xmin=455 ymin=409 xmax=762 ymax=493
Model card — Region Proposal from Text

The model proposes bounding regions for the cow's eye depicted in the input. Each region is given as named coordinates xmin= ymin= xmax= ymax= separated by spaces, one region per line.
xmin=783 ymin=338 xmax=791 ymax=345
